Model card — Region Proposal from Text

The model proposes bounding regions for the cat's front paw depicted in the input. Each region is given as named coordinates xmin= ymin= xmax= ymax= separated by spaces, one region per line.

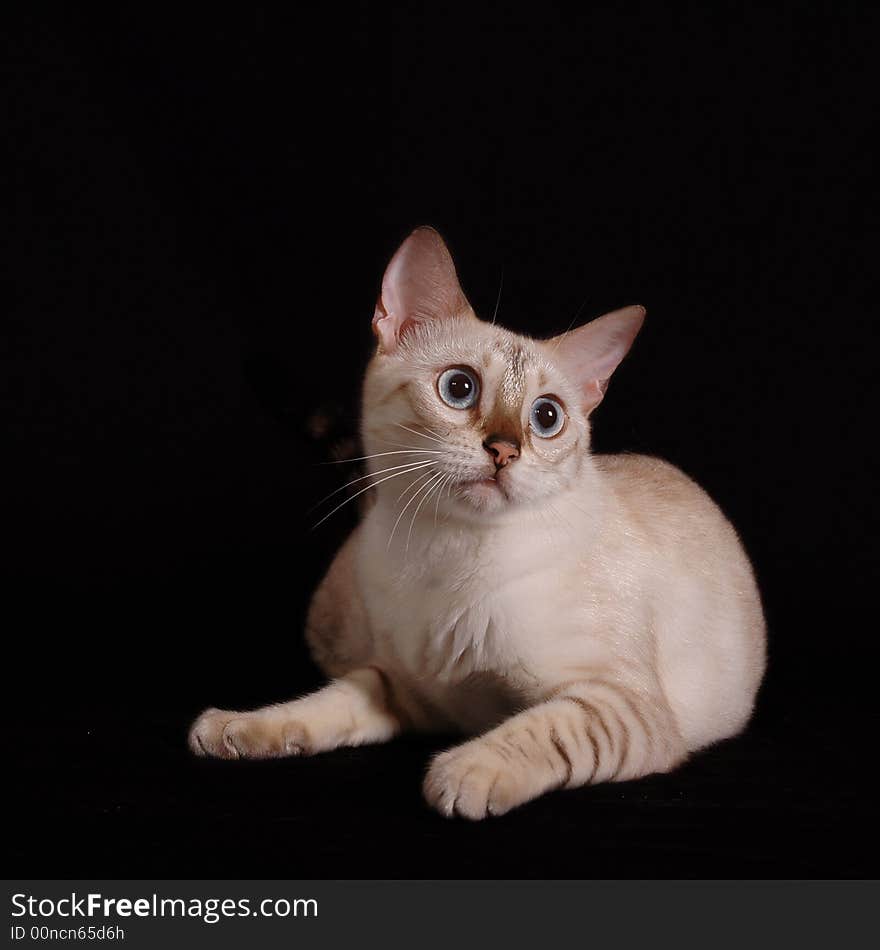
xmin=423 ymin=741 xmax=526 ymax=820
xmin=188 ymin=708 xmax=307 ymax=760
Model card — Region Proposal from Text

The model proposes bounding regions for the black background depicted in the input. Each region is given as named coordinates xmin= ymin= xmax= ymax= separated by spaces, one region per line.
xmin=6 ymin=5 xmax=878 ymax=877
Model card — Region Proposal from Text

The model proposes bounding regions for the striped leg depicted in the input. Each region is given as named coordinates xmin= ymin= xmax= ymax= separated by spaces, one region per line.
xmin=423 ymin=678 xmax=686 ymax=819
xmin=189 ymin=667 xmax=400 ymax=759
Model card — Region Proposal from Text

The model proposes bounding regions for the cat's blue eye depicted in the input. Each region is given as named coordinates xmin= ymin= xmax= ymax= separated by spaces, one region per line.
xmin=530 ymin=397 xmax=565 ymax=438
xmin=437 ymin=367 xmax=480 ymax=409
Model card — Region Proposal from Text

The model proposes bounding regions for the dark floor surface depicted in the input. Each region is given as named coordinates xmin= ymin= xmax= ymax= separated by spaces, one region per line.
xmin=9 ymin=556 xmax=874 ymax=880
xmin=6 ymin=5 xmax=879 ymax=880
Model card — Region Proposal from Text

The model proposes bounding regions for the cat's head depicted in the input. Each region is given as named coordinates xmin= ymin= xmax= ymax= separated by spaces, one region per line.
xmin=363 ymin=227 xmax=644 ymax=517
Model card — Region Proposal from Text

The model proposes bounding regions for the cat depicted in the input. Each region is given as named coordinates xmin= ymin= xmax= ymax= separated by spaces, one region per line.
xmin=190 ymin=227 xmax=767 ymax=819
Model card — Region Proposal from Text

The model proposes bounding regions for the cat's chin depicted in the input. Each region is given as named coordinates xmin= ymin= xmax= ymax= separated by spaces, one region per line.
xmin=458 ymin=476 xmax=511 ymax=512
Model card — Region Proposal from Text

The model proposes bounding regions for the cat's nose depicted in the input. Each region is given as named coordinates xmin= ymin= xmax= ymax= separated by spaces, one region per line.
xmin=483 ymin=437 xmax=520 ymax=469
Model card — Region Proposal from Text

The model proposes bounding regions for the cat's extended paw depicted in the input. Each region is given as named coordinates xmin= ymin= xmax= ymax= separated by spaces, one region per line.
xmin=423 ymin=741 xmax=526 ymax=820
xmin=188 ymin=708 xmax=308 ymax=760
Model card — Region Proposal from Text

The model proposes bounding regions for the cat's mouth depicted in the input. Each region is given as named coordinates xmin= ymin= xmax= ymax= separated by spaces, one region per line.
xmin=461 ymin=473 xmax=510 ymax=502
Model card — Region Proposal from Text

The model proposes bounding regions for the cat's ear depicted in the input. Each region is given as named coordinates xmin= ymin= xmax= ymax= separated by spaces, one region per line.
xmin=550 ymin=305 xmax=646 ymax=413
xmin=372 ymin=227 xmax=471 ymax=352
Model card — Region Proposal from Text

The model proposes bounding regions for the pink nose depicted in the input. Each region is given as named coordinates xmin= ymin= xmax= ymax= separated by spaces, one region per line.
xmin=483 ymin=438 xmax=520 ymax=468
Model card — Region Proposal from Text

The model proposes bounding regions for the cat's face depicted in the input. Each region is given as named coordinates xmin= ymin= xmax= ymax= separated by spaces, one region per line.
xmin=364 ymin=318 xmax=591 ymax=515
xmin=362 ymin=227 xmax=644 ymax=519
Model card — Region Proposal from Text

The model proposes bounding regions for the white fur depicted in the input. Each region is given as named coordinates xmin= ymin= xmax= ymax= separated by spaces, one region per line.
xmin=190 ymin=229 xmax=766 ymax=820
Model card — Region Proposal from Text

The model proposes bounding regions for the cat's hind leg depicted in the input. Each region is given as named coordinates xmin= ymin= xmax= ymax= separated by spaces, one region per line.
xmin=189 ymin=667 xmax=400 ymax=760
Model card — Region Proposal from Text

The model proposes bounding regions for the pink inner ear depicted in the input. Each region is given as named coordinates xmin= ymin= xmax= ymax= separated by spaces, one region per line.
xmin=372 ymin=227 xmax=470 ymax=352
xmin=551 ymin=305 xmax=646 ymax=411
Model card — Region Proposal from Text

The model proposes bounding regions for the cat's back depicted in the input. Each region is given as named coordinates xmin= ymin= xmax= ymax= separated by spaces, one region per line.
xmin=595 ymin=451 xmax=713 ymax=509
xmin=592 ymin=450 xmax=758 ymax=593
xmin=594 ymin=452 xmax=741 ymax=549
xmin=592 ymin=452 xmax=766 ymax=749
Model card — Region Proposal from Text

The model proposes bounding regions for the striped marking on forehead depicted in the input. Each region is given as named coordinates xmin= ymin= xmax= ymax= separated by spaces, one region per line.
xmin=479 ymin=337 xmax=541 ymax=440
xmin=497 ymin=338 xmax=530 ymax=411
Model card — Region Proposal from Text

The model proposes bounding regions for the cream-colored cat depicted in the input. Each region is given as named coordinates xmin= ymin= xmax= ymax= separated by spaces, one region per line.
xmin=190 ymin=227 xmax=766 ymax=819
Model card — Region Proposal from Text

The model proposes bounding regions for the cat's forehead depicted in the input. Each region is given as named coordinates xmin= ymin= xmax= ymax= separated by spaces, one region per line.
xmin=422 ymin=323 xmax=545 ymax=375
xmin=400 ymin=320 xmax=563 ymax=407
xmin=480 ymin=333 xmax=543 ymax=408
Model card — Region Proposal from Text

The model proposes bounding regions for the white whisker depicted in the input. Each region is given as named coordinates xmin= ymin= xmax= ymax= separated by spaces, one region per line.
xmin=397 ymin=423 xmax=446 ymax=446
xmin=321 ymin=449 xmax=442 ymax=465
xmin=395 ymin=465 xmax=438 ymax=503
xmin=387 ymin=467 xmax=442 ymax=551
xmin=491 ymin=266 xmax=504 ymax=325
xmin=309 ymin=458 xmax=437 ymax=512
xmin=406 ymin=470 xmax=447 ymax=554
xmin=311 ymin=460 xmax=436 ymax=529
xmin=376 ymin=437 xmax=441 ymax=451
xmin=550 ymin=296 xmax=590 ymax=353
xmin=434 ymin=472 xmax=451 ymax=526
